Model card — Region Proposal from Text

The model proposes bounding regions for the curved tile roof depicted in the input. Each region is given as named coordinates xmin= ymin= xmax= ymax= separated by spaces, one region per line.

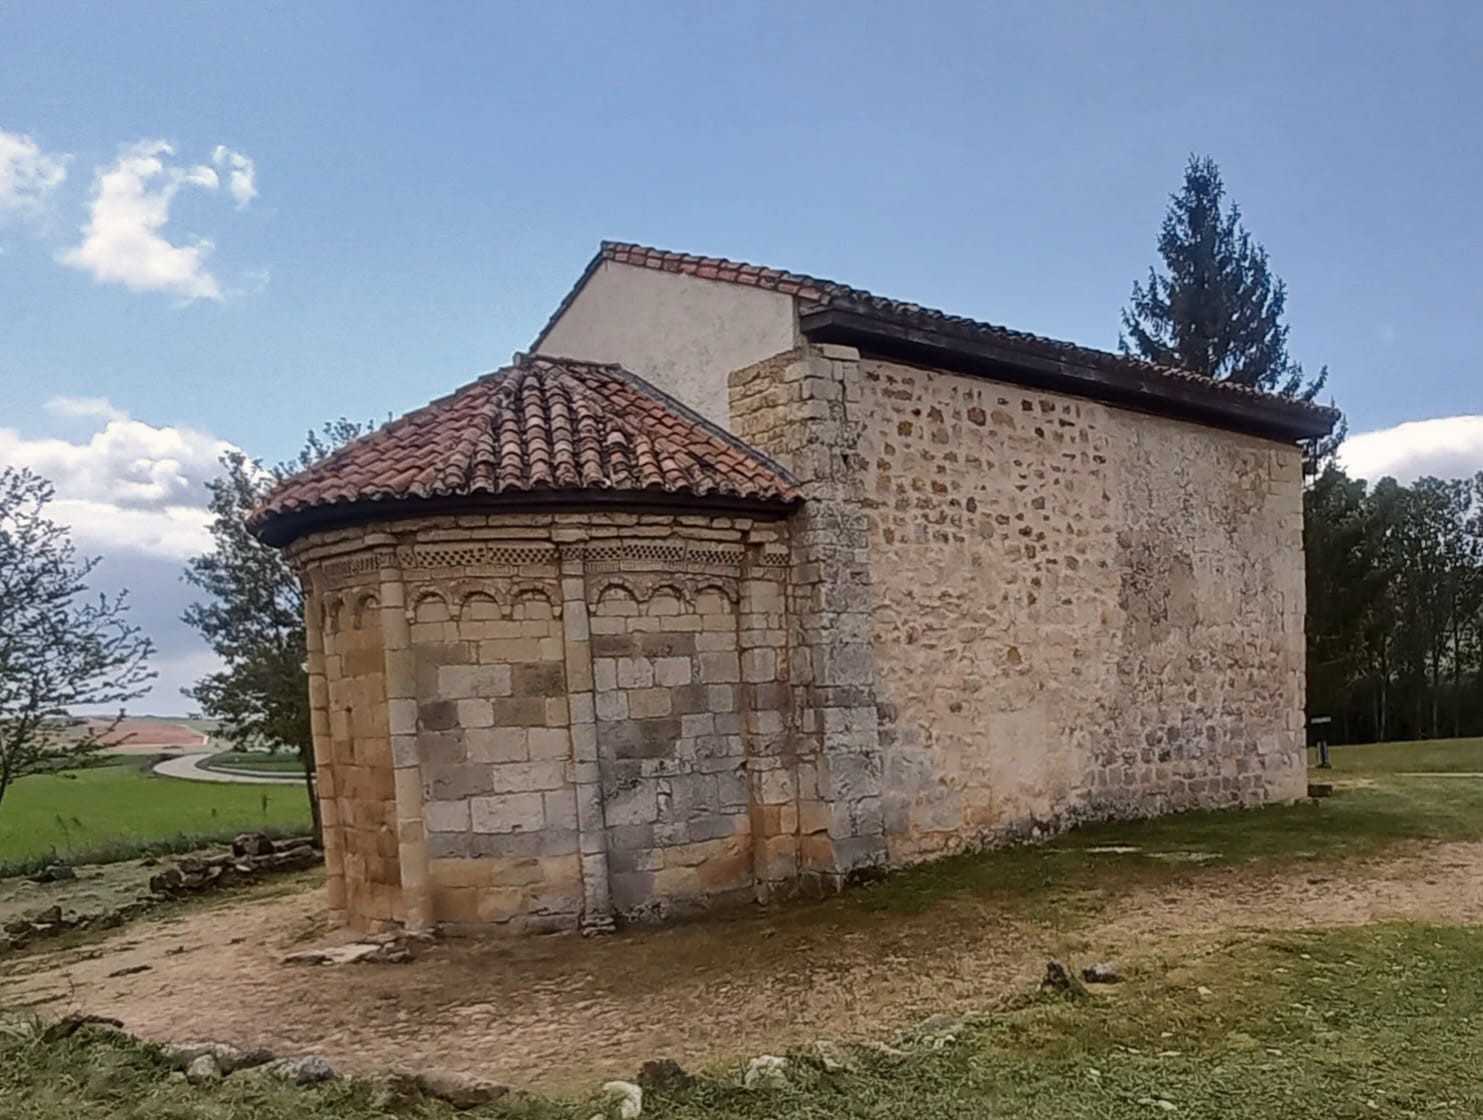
xmin=250 ymin=356 xmax=800 ymax=546
xmin=533 ymin=241 xmax=1340 ymax=431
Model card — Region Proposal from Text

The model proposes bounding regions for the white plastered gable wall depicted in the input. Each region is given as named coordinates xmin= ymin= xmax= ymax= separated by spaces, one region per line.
xmin=533 ymin=260 xmax=799 ymax=430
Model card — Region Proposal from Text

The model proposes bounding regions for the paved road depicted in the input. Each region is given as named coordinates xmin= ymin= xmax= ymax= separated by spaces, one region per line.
xmin=152 ymin=752 xmax=303 ymax=785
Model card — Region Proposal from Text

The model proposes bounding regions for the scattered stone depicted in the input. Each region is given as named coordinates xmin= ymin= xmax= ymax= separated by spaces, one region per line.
xmin=36 ymin=905 xmax=62 ymax=925
xmin=637 ymin=1058 xmax=691 ymax=1093
xmin=160 ymin=1041 xmax=274 ymax=1074
xmin=148 ymin=867 xmax=184 ymax=895
xmin=1042 ymin=961 xmax=1074 ymax=991
xmin=186 ymin=1053 xmax=222 ymax=1083
xmin=263 ymin=1055 xmax=335 ymax=1085
xmin=411 ymin=1069 xmax=509 ymax=1109
xmin=232 ymin=832 xmax=276 ymax=858
xmin=29 ymin=861 xmax=77 ymax=884
xmin=282 ymin=936 xmax=416 ymax=966
xmin=107 ymin=964 xmax=151 ymax=978
xmin=42 ymin=1013 xmax=124 ymax=1042
xmin=903 ymin=1012 xmax=974 ymax=1049
xmin=743 ymin=1055 xmax=789 ymax=1091
xmin=1083 ymin=961 xmax=1123 ymax=984
xmin=602 ymin=1079 xmax=644 ymax=1119
xmin=813 ymin=1040 xmax=856 ymax=1073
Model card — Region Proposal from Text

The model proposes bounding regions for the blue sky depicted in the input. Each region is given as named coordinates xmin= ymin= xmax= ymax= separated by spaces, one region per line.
xmin=2 ymin=1 xmax=1479 ymax=710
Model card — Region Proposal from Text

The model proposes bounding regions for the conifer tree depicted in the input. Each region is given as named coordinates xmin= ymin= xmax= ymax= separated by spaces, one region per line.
xmin=1122 ymin=156 xmax=1344 ymax=462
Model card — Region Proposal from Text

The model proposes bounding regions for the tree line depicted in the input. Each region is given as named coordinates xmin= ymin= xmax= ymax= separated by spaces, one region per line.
xmin=1306 ymin=466 xmax=1483 ymax=745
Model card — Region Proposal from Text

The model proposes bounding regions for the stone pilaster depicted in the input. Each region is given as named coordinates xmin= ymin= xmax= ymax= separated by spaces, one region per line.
xmin=302 ymin=576 xmax=345 ymax=922
xmin=739 ymin=532 xmax=796 ymax=900
xmin=560 ymin=547 xmax=614 ymax=932
xmin=375 ymin=536 xmax=432 ymax=932
xmin=730 ymin=344 xmax=888 ymax=888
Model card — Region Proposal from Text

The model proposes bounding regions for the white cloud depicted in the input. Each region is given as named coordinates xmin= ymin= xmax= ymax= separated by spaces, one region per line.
xmin=0 ymin=399 xmax=234 ymax=560
xmin=212 ymin=145 xmax=257 ymax=208
xmin=57 ymin=140 xmax=226 ymax=301
xmin=0 ymin=127 xmax=67 ymax=216
xmin=1338 ymin=415 xmax=1483 ymax=485
xmin=46 ymin=395 xmax=128 ymax=422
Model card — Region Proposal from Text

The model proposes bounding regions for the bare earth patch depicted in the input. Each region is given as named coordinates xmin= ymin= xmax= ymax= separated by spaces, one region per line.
xmin=5 ymin=839 xmax=1483 ymax=1092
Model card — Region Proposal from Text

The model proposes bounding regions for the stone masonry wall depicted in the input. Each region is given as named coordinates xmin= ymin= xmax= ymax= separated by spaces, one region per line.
xmin=312 ymin=585 xmax=399 ymax=929
xmin=291 ymin=511 xmax=792 ymax=934
xmin=729 ymin=347 xmax=889 ymax=887
xmin=854 ymin=355 xmax=1307 ymax=863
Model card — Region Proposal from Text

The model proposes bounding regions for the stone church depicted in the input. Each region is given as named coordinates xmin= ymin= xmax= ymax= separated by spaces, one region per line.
xmin=251 ymin=242 xmax=1338 ymax=934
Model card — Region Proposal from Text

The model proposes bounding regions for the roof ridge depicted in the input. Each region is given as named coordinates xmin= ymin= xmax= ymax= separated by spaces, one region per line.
xmin=250 ymin=354 xmax=801 ymax=545
xmin=532 ymin=240 xmax=1339 ymax=423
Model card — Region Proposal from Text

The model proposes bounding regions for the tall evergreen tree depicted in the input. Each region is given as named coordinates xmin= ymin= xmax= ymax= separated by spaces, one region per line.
xmin=1122 ymin=156 xmax=1344 ymax=461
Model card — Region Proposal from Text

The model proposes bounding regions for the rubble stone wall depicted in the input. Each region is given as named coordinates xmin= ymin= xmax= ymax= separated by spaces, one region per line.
xmin=852 ymin=354 xmax=1308 ymax=862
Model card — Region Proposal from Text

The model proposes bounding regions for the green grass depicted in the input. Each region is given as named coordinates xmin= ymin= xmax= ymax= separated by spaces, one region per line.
xmin=5 ymin=923 xmax=1482 ymax=1119
xmin=203 ymin=750 xmax=306 ymax=775
xmin=0 ymin=761 xmax=312 ymax=870
xmin=776 ymin=737 xmax=1483 ymax=929
xmin=6 ymin=738 xmax=1483 ymax=1118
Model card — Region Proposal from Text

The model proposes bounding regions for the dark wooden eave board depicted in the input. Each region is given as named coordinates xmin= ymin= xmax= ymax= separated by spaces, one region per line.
xmin=800 ymin=305 xmax=1336 ymax=443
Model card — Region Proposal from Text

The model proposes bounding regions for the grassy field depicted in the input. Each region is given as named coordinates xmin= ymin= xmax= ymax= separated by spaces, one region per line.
xmin=4 ymin=738 xmax=1483 ymax=1118
xmin=5 ymin=922 xmax=1481 ymax=1119
xmin=0 ymin=761 xmax=312 ymax=872
xmin=203 ymin=750 xmax=307 ymax=775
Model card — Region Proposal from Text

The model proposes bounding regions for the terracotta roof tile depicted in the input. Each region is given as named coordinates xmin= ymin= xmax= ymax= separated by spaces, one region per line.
xmin=530 ymin=241 xmax=1339 ymax=426
xmin=250 ymin=356 xmax=800 ymax=544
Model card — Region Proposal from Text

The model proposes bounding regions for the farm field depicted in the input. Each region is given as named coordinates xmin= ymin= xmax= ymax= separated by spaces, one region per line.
xmin=0 ymin=761 xmax=312 ymax=871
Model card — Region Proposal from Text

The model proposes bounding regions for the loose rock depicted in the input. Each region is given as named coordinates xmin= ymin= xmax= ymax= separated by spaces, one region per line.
xmin=42 ymin=1013 xmax=124 ymax=1042
xmin=637 ymin=1057 xmax=691 ymax=1093
xmin=29 ymin=861 xmax=77 ymax=884
xmin=160 ymin=1041 xmax=273 ymax=1074
xmin=743 ymin=1055 xmax=789 ymax=1091
xmin=813 ymin=1040 xmax=856 ymax=1073
xmin=1083 ymin=961 xmax=1122 ymax=984
xmin=232 ymin=832 xmax=275 ymax=858
xmin=411 ymin=1069 xmax=509 ymax=1109
xmin=602 ymin=1080 xmax=643 ymax=1119
xmin=185 ymin=1053 xmax=222 ymax=1083
xmin=263 ymin=1056 xmax=335 ymax=1085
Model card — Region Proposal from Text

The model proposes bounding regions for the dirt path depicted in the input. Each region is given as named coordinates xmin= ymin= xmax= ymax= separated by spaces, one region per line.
xmin=6 ymin=840 xmax=1483 ymax=1092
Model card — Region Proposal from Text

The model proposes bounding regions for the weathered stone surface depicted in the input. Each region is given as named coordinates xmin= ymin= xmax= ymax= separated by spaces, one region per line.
xmin=262 ymin=1055 xmax=335 ymax=1085
xmin=411 ymin=1069 xmax=509 ymax=1108
xmin=1083 ymin=961 xmax=1122 ymax=984
xmin=231 ymin=832 xmax=275 ymax=858
xmin=636 ymin=1057 xmax=692 ymax=1093
xmin=601 ymin=1079 xmax=644 ymax=1119
xmin=742 ymin=1054 xmax=790 ymax=1091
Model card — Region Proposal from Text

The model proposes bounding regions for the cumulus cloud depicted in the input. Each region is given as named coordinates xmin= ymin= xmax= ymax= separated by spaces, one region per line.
xmin=0 ymin=399 xmax=234 ymax=560
xmin=57 ymin=140 xmax=232 ymax=301
xmin=1338 ymin=415 xmax=1483 ymax=485
xmin=5 ymin=401 xmax=238 ymax=713
xmin=212 ymin=145 xmax=257 ymax=208
xmin=0 ymin=126 xmax=67 ymax=216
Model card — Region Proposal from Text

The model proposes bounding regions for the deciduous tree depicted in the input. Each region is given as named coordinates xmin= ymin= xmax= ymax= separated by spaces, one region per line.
xmin=0 ymin=468 xmax=154 ymax=810
xmin=183 ymin=420 xmax=369 ymax=842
